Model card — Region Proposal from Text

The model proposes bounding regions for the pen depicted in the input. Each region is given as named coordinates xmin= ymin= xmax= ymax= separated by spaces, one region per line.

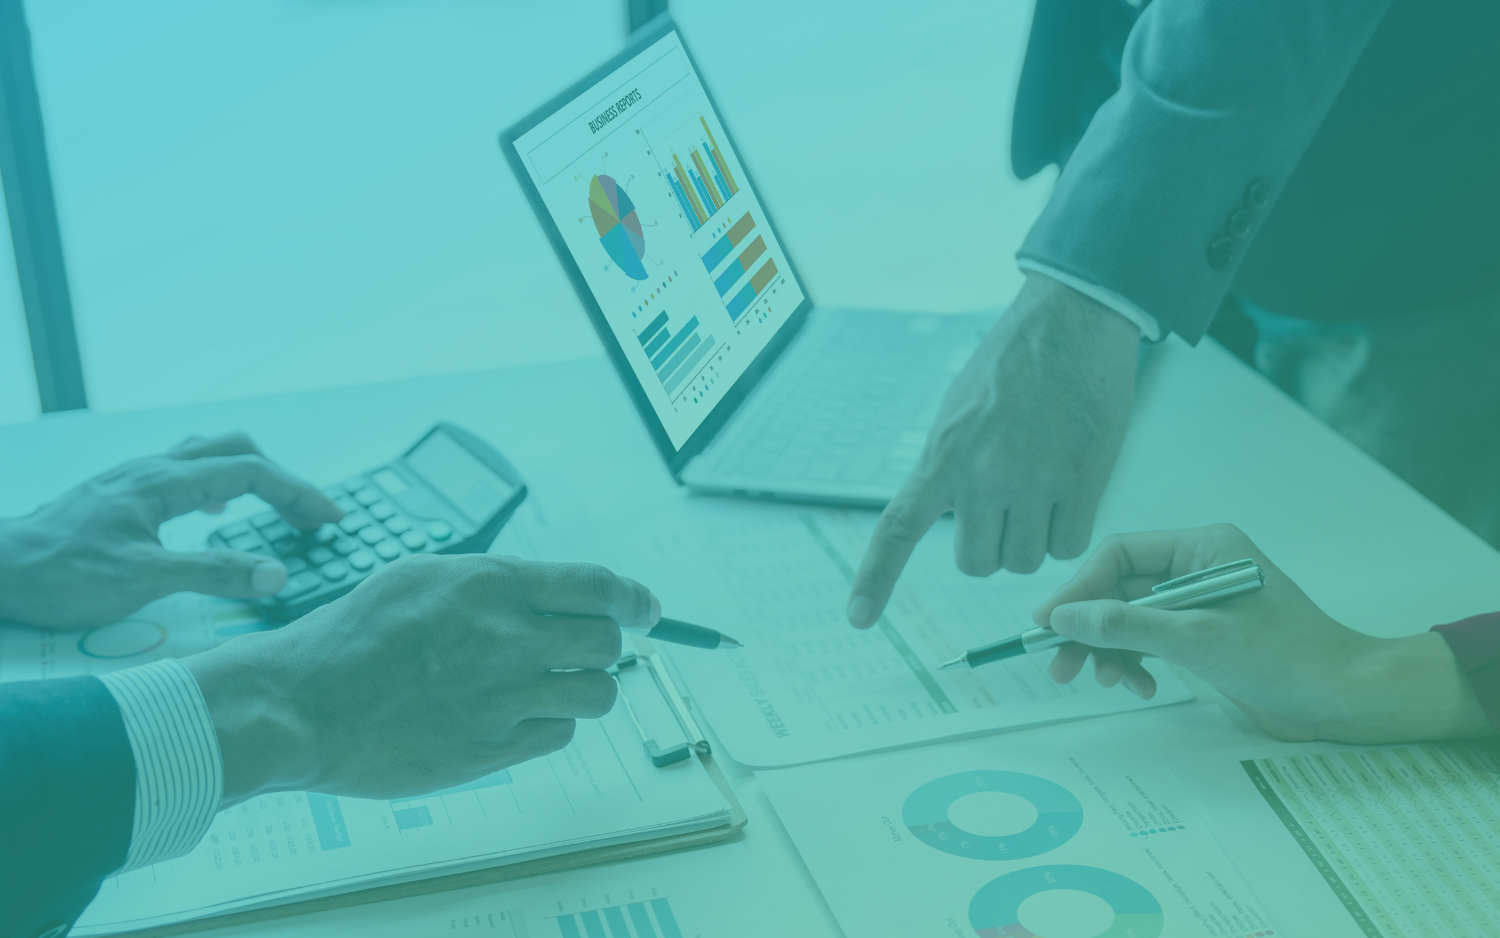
xmin=937 ymin=559 xmax=1265 ymax=671
xmin=624 ymin=616 xmax=743 ymax=650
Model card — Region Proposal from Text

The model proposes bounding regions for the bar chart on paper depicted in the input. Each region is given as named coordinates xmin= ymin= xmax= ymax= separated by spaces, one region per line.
xmin=635 ymin=309 xmax=716 ymax=397
xmin=553 ymin=897 xmax=685 ymax=938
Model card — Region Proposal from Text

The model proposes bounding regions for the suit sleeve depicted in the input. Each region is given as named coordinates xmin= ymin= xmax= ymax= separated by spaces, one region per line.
xmin=1017 ymin=0 xmax=1393 ymax=342
xmin=1433 ymin=613 xmax=1500 ymax=732
xmin=0 ymin=677 xmax=135 ymax=938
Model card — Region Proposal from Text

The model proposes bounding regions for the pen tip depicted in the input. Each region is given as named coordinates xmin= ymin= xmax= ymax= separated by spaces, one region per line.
xmin=937 ymin=655 xmax=965 ymax=671
xmin=719 ymin=634 xmax=744 ymax=650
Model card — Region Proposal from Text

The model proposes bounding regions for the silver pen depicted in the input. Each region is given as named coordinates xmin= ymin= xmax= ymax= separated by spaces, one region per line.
xmin=937 ymin=559 xmax=1265 ymax=671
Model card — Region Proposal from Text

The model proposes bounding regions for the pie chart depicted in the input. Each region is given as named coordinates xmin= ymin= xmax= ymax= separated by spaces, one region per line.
xmin=589 ymin=174 xmax=647 ymax=281
xmin=968 ymin=865 xmax=1164 ymax=938
xmin=903 ymin=771 xmax=1083 ymax=860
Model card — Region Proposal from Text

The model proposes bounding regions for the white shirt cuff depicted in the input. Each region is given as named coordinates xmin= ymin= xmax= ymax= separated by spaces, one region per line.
xmin=1017 ymin=260 xmax=1164 ymax=342
xmin=99 ymin=658 xmax=224 ymax=872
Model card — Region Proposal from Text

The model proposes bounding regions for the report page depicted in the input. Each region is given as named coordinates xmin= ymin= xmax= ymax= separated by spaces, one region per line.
xmin=512 ymin=29 xmax=805 ymax=448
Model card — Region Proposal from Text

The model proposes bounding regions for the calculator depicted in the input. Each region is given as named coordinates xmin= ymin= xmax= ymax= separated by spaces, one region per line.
xmin=208 ymin=422 xmax=527 ymax=622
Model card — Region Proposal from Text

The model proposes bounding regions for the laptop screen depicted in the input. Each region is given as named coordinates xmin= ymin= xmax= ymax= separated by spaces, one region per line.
xmin=509 ymin=28 xmax=806 ymax=449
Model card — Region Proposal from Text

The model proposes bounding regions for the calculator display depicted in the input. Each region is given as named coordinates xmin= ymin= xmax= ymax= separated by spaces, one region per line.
xmin=405 ymin=429 xmax=517 ymax=525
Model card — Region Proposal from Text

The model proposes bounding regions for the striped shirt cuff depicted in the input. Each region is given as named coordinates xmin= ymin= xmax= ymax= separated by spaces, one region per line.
xmin=99 ymin=659 xmax=224 ymax=872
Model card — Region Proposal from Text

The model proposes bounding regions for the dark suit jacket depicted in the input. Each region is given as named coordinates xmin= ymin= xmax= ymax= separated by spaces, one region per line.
xmin=1 ymin=677 xmax=135 ymax=938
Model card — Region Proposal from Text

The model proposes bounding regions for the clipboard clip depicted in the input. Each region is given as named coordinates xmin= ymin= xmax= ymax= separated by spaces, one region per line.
xmin=1151 ymin=558 xmax=1258 ymax=593
xmin=611 ymin=653 xmax=712 ymax=767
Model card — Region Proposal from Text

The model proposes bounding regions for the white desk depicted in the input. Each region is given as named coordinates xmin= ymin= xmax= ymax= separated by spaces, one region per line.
xmin=4 ymin=339 xmax=1499 ymax=936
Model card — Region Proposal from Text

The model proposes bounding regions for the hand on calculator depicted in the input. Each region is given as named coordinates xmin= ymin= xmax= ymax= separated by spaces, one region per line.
xmin=0 ymin=432 xmax=342 ymax=630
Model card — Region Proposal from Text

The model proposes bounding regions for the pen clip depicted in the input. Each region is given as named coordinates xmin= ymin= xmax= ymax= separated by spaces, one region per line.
xmin=1151 ymin=558 xmax=1257 ymax=593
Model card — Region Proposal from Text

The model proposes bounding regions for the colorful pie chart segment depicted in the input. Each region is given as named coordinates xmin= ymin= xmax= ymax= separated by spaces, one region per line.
xmin=589 ymin=174 xmax=648 ymax=281
xmin=903 ymin=771 xmax=1083 ymax=860
xmin=969 ymin=865 xmax=1165 ymax=938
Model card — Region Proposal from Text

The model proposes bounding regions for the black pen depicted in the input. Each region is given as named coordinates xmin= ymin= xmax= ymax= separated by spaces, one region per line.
xmin=624 ymin=616 xmax=743 ymax=650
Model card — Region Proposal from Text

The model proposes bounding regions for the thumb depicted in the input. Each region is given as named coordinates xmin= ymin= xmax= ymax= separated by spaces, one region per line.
xmin=149 ymin=547 xmax=289 ymax=599
xmin=1048 ymin=599 xmax=1185 ymax=657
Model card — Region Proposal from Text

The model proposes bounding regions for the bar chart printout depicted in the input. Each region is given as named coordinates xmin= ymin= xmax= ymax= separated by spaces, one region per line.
xmin=554 ymin=897 xmax=685 ymax=938
xmin=637 ymin=310 xmax=715 ymax=396
xmin=668 ymin=116 xmax=741 ymax=231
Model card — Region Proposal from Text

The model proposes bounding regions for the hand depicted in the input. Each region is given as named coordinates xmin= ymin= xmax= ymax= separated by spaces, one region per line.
xmin=846 ymin=273 xmax=1140 ymax=628
xmin=0 ymin=433 xmax=342 ymax=629
xmin=185 ymin=555 xmax=656 ymax=805
xmin=1032 ymin=524 xmax=1492 ymax=743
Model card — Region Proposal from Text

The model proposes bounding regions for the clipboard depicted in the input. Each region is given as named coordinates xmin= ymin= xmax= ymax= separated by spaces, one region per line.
xmin=113 ymin=654 xmax=746 ymax=938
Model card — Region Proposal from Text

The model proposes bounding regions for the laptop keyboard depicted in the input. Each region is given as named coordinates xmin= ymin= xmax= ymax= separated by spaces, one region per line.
xmin=709 ymin=312 xmax=986 ymax=489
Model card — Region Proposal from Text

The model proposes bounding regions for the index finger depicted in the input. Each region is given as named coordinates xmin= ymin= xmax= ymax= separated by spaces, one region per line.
xmin=141 ymin=454 xmax=343 ymax=529
xmin=846 ymin=476 xmax=947 ymax=629
xmin=505 ymin=559 xmax=658 ymax=630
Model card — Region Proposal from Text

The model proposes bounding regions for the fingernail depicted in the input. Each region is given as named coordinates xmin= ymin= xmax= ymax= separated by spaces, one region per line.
xmin=1122 ymin=673 xmax=1145 ymax=698
xmin=251 ymin=561 xmax=287 ymax=596
xmin=847 ymin=596 xmax=875 ymax=629
xmin=648 ymin=594 xmax=661 ymax=626
xmin=1050 ymin=604 xmax=1079 ymax=634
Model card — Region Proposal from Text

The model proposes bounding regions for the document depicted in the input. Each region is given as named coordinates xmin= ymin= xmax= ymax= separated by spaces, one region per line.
xmin=759 ymin=708 xmax=1278 ymax=938
xmin=199 ymin=843 xmax=782 ymax=938
xmin=74 ymin=700 xmax=733 ymax=935
xmin=589 ymin=502 xmax=1193 ymax=767
xmin=1172 ymin=741 xmax=1500 ymax=938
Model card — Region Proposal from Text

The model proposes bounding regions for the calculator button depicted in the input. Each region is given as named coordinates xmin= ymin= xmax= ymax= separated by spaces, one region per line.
xmin=314 ymin=524 xmax=340 ymax=544
xmin=322 ymin=485 xmax=343 ymax=499
xmin=260 ymin=520 xmax=294 ymax=543
xmin=332 ymin=537 xmax=360 ymax=556
xmin=277 ymin=570 xmax=322 ymax=599
xmin=400 ymin=531 xmax=427 ymax=551
xmin=359 ymin=526 xmax=386 ymax=545
xmin=283 ymin=556 xmax=309 ymax=575
xmin=320 ymin=560 xmax=350 ymax=581
xmin=348 ymin=550 xmax=376 ymax=572
xmin=307 ymin=546 xmax=335 ymax=565
xmin=271 ymin=537 xmax=299 ymax=557
xmin=228 ymin=532 xmax=263 ymax=552
xmin=342 ymin=478 xmax=367 ymax=493
xmin=218 ymin=521 xmax=252 ymax=540
xmin=368 ymin=501 xmax=395 ymax=521
xmin=251 ymin=509 xmax=280 ymax=528
xmin=375 ymin=541 xmax=401 ymax=562
xmin=384 ymin=516 xmax=412 ymax=535
xmin=426 ymin=521 xmax=453 ymax=542
xmin=334 ymin=495 xmax=357 ymax=513
xmin=354 ymin=488 xmax=381 ymax=507
xmin=338 ymin=512 xmax=371 ymax=535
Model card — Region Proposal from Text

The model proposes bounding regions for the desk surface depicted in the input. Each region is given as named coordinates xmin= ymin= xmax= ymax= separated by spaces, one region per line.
xmin=4 ymin=339 xmax=1499 ymax=936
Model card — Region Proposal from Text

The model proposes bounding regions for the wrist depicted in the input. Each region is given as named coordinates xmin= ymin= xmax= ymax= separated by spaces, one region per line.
xmin=1317 ymin=632 xmax=1491 ymax=743
xmin=184 ymin=630 xmax=317 ymax=807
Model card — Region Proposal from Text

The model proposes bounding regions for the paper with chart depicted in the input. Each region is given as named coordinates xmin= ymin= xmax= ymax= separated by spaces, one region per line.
xmin=590 ymin=502 xmax=1193 ymax=766
xmin=1172 ymin=741 xmax=1500 ymax=938
xmin=74 ymin=699 xmax=732 ymax=935
xmin=200 ymin=844 xmax=781 ymax=938
xmin=759 ymin=709 xmax=1278 ymax=938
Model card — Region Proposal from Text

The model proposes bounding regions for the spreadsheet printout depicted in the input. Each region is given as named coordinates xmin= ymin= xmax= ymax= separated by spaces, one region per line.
xmin=585 ymin=501 xmax=1193 ymax=767
xmin=1172 ymin=742 xmax=1500 ymax=938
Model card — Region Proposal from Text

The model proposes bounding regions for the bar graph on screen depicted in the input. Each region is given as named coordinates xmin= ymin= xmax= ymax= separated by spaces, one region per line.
xmin=699 ymin=212 xmax=780 ymax=322
xmin=646 ymin=111 xmax=739 ymax=234
xmin=636 ymin=309 xmax=716 ymax=397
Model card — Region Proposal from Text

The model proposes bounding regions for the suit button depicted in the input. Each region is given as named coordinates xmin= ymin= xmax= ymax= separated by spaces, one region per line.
xmin=34 ymin=923 xmax=71 ymax=938
xmin=1245 ymin=179 xmax=1270 ymax=210
xmin=1227 ymin=208 xmax=1252 ymax=239
xmin=1207 ymin=236 xmax=1234 ymax=269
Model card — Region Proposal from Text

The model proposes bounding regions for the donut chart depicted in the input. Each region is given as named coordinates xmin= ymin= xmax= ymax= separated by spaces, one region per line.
xmin=969 ymin=865 xmax=1164 ymax=938
xmin=588 ymin=174 xmax=648 ymax=281
xmin=78 ymin=619 xmax=169 ymax=659
xmin=903 ymin=771 xmax=1083 ymax=861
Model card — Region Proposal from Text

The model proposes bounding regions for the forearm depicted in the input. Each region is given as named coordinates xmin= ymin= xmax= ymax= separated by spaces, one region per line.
xmin=1317 ymin=632 xmax=1492 ymax=744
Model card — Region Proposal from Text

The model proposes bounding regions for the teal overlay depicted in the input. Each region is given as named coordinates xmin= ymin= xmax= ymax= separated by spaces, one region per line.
xmin=306 ymin=792 xmax=351 ymax=851
xmin=968 ymin=865 xmax=1164 ymax=938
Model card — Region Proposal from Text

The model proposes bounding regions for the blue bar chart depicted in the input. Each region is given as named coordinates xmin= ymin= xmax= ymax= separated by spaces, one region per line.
xmin=553 ymin=897 xmax=684 ymax=938
xmin=638 ymin=311 xmax=715 ymax=397
xmin=388 ymin=769 xmax=515 ymax=831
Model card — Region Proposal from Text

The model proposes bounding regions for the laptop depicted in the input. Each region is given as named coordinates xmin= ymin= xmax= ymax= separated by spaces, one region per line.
xmin=501 ymin=15 xmax=995 ymax=507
